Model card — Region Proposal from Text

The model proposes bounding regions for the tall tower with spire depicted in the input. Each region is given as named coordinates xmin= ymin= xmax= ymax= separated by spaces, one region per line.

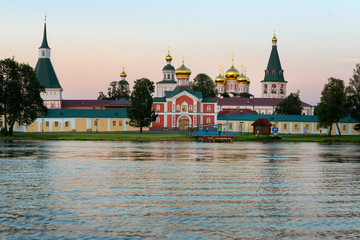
xmin=120 ymin=65 xmax=130 ymax=92
xmin=156 ymin=47 xmax=177 ymax=97
xmin=35 ymin=16 xmax=63 ymax=109
xmin=261 ymin=33 xmax=287 ymax=98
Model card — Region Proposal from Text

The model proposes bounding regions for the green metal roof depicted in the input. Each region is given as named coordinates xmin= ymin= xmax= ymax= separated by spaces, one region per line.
xmin=262 ymin=46 xmax=286 ymax=82
xmin=35 ymin=58 xmax=62 ymax=89
xmin=153 ymin=97 xmax=166 ymax=102
xmin=157 ymin=80 xmax=177 ymax=84
xmin=45 ymin=109 xmax=127 ymax=118
xmin=162 ymin=64 xmax=175 ymax=71
xmin=217 ymin=114 xmax=357 ymax=123
xmin=202 ymin=98 xmax=217 ymax=103
xmin=164 ymin=86 xmax=202 ymax=99
xmin=119 ymin=79 xmax=129 ymax=85
xmin=39 ymin=23 xmax=50 ymax=49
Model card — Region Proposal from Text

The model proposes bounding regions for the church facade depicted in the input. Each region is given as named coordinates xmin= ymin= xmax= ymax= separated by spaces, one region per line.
xmin=152 ymin=57 xmax=217 ymax=130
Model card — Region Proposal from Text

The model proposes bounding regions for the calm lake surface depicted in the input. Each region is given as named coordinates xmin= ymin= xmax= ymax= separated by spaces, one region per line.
xmin=1 ymin=141 xmax=360 ymax=239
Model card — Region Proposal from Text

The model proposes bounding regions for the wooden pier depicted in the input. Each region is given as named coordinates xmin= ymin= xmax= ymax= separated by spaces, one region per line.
xmin=196 ymin=136 xmax=233 ymax=143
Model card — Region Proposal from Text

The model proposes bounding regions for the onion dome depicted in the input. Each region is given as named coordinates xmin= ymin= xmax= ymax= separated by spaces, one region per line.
xmin=175 ymin=57 xmax=191 ymax=77
xmin=165 ymin=47 xmax=172 ymax=62
xmin=120 ymin=65 xmax=127 ymax=78
xmin=272 ymin=32 xmax=277 ymax=45
xmin=237 ymin=74 xmax=247 ymax=84
xmin=215 ymin=73 xmax=224 ymax=84
xmin=246 ymin=77 xmax=250 ymax=85
xmin=225 ymin=65 xmax=240 ymax=80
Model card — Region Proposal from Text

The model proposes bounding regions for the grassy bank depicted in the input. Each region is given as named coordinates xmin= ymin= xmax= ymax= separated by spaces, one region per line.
xmin=1 ymin=132 xmax=359 ymax=143
xmin=1 ymin=132 xmax=196 ymax=141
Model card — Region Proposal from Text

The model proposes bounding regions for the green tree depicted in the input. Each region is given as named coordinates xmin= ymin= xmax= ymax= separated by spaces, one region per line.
xmin=0 ymin=58 xmax=46 ymax=135
xmin=317 ymin=77 xmax=346 ymax=136
xmin=127 ymin=78 xmax=157 ymax=133
xmin=274 ymin=91 xmax=303 ymax=115
xmin=98 ymin=80 xmax=130 ymax=100
xmin=235 ymin=92 xmax=254 ymax=98
xmin=190 ymin=73 xmax=218 ymax=98
xmin=345 ymin=64 xmax=360 ymax=131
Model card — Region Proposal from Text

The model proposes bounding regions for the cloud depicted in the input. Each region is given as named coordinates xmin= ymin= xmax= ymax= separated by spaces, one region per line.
xmin=340 ymin=58 xmax=360 ymax=62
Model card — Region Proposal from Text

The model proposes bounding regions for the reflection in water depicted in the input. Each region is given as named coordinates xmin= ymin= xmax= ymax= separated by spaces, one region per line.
xmin=0 ymin=141 xmax=360 ymax=239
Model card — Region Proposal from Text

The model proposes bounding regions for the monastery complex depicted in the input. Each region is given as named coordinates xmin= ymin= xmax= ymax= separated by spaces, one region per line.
xmin=3 ymin=20 xmax=359 ymax=135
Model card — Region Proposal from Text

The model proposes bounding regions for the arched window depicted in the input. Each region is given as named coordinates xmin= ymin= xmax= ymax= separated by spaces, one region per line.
xmin=206 ymin=117 xmax=211 ymax=124
xmin=266 ymin=70 xmax=269 ymax=75
xmin=279 ymin=70 xmax=282 ymax=75
xmin=176 ymin=104 xmax=180 ymax=111
xmin=42 ymin=50 xmax=45 ymax=56
xmin=272 ymin=70 xmax=276 ymax=75
xmin=271 ymin=84 xmax=277 ymax=93
xmin=264 ymin=84 xmax=268 ymax=94
xmin=207 ymin=105 xmax=211 ymax=112
xmin=156 ymin=105 xmax=160 ymax=111
xmin=280 ymin=84 xmax=284 ymax=94
xmin=182 ymin=105 xmax=187 ymax=112
xmin=189 ymin=105 xmax=192 ymax=111
xmin=164 ymin=74 xmax=166 ymax=79
xmin=156 ymin=117 xmax=160 ymax=123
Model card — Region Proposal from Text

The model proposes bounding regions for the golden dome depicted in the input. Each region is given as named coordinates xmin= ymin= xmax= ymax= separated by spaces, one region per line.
xmin=272 ymin=33 xmax=277 ymax=44
xmin=246 ymin=77 xmax=250 ymax=85
xmin=215 ymin=73 xmax=224 ymax=84
xmin=175 ymin=57 xmax=191 ymax=77
xmin=165 ymin=47 xmax=172 ymax=62
xmin=237 ymin=73 xmax=247 ymax=84
xmin=120 ymin=65 xmax=127 ymax=78
xmin=225 ymin=65 xmax=240 ymax=80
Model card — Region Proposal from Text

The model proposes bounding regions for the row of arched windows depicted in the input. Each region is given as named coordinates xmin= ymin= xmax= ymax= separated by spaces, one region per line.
xmin=266 ymin=70 xmax=282 ymax=75
xmin=263 ymin=84 xmax=284 ymax=94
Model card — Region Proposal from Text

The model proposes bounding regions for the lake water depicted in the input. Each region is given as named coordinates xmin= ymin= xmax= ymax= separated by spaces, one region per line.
xmin=1 ymin=141 xmax=360 ymax=239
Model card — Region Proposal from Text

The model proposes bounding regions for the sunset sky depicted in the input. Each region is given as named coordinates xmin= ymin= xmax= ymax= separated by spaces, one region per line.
xmin=1 ymin=0 xmax=359 ymax=105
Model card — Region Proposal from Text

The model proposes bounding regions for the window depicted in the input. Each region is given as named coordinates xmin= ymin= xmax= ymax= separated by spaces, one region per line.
xmin=272 ymin=70 xmax=276 ymax=75
xmin=189 ymin=105 xmax=192 ymax=111
xmin=343 ymin=125 xmax=346 ymax=131
xmin=295 ymin=124 xmax=299 ymax=130
xmin=271 ymin=84 xmax=277 ymax=93
xmin=156 ymin=117 xmax=160 ymax=123
xmin=306 ymin=124 xmax=309 ymax=129
xmin=266 ymin=70 xmax=269 ymax=75
xmin=65 ymin=122 xmax=69 ymax=127
xmin=182 ymin=105 xmax=187 ymax=112
xmin=206 ymin=118 xmax=211 ymax=124
xmin=284 ymin=124 xmax=287 ymax=130
xmin=317 ymin=124 xmax=320 ymax=130
xmin=119 ymin=121 xmax=122 ymax=126
xmin=280 ymin=84 xmax=284 ymax=94
xmin=164 ymin=74 xmax=166 ymax=79
xmin=55 ymin=122 xmax=58 ymax=127
xmin=264 ymin=84 xmax=268 ymax=94
xmin=156 ymin=105 xmax=160 ymax=111
xmin=94 ymin=121 xmax=97 ymax=127
xmin=207 ymin=105 xmax=211 ymax=112
xmin=279 ymin=70 xmax=282 ymax=75
xmin=42 ymin=50 xmax=45 ymax=56
xmin=229 ymin=123 xmax=233 ymax=130
xmin=176 ymin=105 xmax=180 ymax=111
xmin=46 ymin=122 xmax=49 ymax=127
xmin=113 ymin=121 xmax=116 ymax=126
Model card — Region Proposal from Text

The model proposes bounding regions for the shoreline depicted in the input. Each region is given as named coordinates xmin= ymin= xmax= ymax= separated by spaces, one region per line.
xmin=1 ymin=132 xmax=360 ymax=143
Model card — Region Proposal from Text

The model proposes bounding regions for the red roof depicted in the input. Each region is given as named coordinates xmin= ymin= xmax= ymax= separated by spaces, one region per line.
xmin=62 ymin=99 xmax=131 ymax=108
xmin=251 ymin=118 xmax=273 ymax=126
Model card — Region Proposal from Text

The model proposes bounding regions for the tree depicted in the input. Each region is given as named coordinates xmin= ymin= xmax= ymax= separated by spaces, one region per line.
xmin=0 ymin=58 xmax=46 ymax=135
xmin=274 ymin=91 xmax=302 ymax=115
xmin=190 ymin=73 xmax=218 ymax=98
xmin=98 ymin=80 xmax=130 ymax=100
xmin=345 ymin=64 xmax=360 ymax=131
xmin=127 ymin=78 xmax=157 ymax=133
xmin=317 ymin=77 xmax=346 ymax=136
xmin=235 ymin=92 xmax=254 ymax=98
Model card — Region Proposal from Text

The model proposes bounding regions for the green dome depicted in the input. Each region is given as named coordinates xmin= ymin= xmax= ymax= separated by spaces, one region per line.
xmin=162 ymin=64 xmax=175 ymax=71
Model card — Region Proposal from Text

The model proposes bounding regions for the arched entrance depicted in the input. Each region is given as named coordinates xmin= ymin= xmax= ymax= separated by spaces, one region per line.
xmin=179 ymin=116 xmax=190 ymax=131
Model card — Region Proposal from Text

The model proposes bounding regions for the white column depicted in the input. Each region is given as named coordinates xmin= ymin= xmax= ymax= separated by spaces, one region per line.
xmin=108 ymin=119 xmax=111 ymax=132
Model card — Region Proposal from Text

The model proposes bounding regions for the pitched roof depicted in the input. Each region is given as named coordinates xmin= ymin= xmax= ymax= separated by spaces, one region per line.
xmin=35 ymin=58 xmax=62 ymax=89
xmin=164 ymin=86 xmax=202 ymax=99
xmin=218 ymin=113 xmax=319 ymax=122
xmin=218 ymin=109 xmax=257 ymax=116
xmin=45 ymin=109 xmax=127 ymax=118
xmin=262 ymin=45 xmax=286 ymax=82
xmin=252 ymin=118 xmax=273 ymax=126
xmin=153 ymin=97 xmax=166 ymax=102
xmin=202 ymin=98 xmax=217 ymax=103
xmin=217 ymin=97 xmax=312 ymax=107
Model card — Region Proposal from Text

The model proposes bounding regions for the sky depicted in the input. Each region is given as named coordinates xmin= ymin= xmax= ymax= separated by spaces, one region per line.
xmin=1 ymin=0 xmax=359 ymax=105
